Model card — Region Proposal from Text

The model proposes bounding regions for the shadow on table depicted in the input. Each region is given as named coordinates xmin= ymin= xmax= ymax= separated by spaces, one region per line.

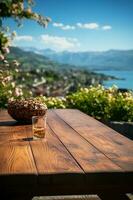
xmin=0 ymin=121 xmax=31 ymax=126
xmin=0 ymin=120 xmax=33 ymax=143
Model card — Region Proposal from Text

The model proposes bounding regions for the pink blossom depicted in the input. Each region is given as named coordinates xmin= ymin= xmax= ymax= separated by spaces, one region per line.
xmin=0 ymin=54 xmax=4 ymax=61
xmin=2 ymin=47 xmax=10 ymax=54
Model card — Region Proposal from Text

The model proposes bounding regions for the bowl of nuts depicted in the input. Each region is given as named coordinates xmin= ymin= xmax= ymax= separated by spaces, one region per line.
xmin=8 ymin=98 xmax=47 ymax=123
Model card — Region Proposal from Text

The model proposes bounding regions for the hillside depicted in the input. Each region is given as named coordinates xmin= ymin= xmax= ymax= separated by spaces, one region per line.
xmin=6 ymin=46 xmax=116 ymax=96
xmin=8 ymin=47 xmax=61 ymax=70
xmin=22 ymin=47 xmax=133 ymax=71
xmin=8 ymin=47 xmax=89 ymax=71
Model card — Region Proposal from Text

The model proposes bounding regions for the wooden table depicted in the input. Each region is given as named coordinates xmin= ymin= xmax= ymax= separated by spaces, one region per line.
xmin=0 ymin=109 xmax=133 ymax=200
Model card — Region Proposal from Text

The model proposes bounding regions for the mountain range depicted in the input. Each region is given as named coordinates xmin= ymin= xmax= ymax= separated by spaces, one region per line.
xmin=8 ymin=47 xmax=115 ymax=96
xmin=8 ymin=47 xmax=74 ymax=70
xmin=21 ymin=47 xmax=133 ymax=71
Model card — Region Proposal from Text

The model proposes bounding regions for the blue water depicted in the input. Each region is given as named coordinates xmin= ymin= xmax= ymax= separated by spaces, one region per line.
xmin=96 ymin=70 xmax=133 ymax=90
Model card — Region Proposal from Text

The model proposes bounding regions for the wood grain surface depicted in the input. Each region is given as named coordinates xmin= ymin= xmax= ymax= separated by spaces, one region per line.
xmin=28 ymin=125 xmax=84 ymax=185
xmin=54 ymin=109 xmax=133 ymax=171
xmin=0 ymin=111 xmax=37 ymax=175
xmin=48 ymin=110 xmax=122 ymax=173
xmin=0 ymin=109 xmax=133 ymax=198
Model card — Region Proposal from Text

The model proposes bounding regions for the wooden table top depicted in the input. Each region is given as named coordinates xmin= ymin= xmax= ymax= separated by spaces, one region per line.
xmin=0 ymin=109 xmax=133 ymax=197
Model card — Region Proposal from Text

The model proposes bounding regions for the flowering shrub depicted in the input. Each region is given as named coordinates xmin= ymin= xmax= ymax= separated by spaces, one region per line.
xmin=67 ymin=85 xmax=110 ymax=120
xmin=109 ymin=90 xmax=133 ymax=121
xmin=36 ymin=85 xmax=133 ymax=122
xmin=66 ymin=85 xmax=133 ymax=122
xmin=36 ymin=96 xmax=67 ymax=109
xmin=0 ymin=0 xmax=51 ymax=106
xmin=0 ymin=84 xmax=132 ymax=121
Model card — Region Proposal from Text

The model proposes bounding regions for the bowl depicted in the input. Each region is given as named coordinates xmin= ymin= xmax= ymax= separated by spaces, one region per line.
xmin=8 ymin=98 xmax=47 ymax=123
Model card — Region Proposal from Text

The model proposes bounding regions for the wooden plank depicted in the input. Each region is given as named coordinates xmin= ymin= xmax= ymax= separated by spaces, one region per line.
xmin=55 ymin=109 xmax=133 ymax=172
xmin=26 ymin=124 xmax=84 ymax=185
xmin=0 ymin=109 xmax=13 ymax=121
xmin=0 ymin=142 xmax=36 ymax=175
xmin=47 ymin=110 xmax=122 ymax=173
xmin=0 ymin=111 xmax=37 ymax=187
xmin=0 ymin=111 xmax=33 ymax=142
xmin=0 ymin=110 xmax=84 ymax=186
xmin=0 ymin=125 xmax=30 ymax=144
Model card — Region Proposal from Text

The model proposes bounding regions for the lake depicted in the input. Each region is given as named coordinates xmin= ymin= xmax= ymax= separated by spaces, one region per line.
xmin=96 ymin=70 xmax=133 ymax=90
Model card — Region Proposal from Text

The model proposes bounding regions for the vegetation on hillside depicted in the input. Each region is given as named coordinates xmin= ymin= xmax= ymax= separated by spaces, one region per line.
xmin=0 ymin=65 xmax=114 ymax=108
xmin=1 ymin=46 xmax=114 ymax=101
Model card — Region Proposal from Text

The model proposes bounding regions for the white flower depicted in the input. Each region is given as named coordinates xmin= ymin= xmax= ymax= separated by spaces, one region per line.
xmin=46 ymin=17 xmax=52 ymax=22
xmin=8 ymin=90 xmax=12 ymax=95
xmin=15 ymin=69 xmax=19 ymax=72
xmin=2 ymin=47 xmax=10 ymax=54
xmin=26 ymin=8 xmax=32 ymax=14
xmin=33 ymin=13 xmax=39 ymax=19
xmin=11 ymin=82 xmax=15 ymax=88
xmin=1 ymin=81 xmax=6 ymax=86
xmin=14 ymin=87 xmax=23 ymax=97
xmin=0 ymin=54 xmax=4 ymax=61
xmin=4 ymin=76 xmax=12 ymax=82
xmin=12 ymin=31 xmax=17 ymax=36
xmin=12 ymin=60 xmax=20 ymax=67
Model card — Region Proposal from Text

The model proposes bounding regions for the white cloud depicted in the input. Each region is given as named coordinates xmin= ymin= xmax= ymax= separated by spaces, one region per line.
xmin=53 ymin=22 xmax=64 ymax=27
xmin=15 ymin=35 xmax=33 ymax=41
xmin=68 ymin=38 xmax=78 ymax=42
xmin=76 ymin=23 xmax=82 ymax=27
xmin=40 ymin=34 xmax=80 ymax=51
xmin=77 ymin=22 xmax=99 ymax=29
xmin=53 ymin=22 xmax=112 ymax=31
xmin=61 ymin=25 xmax=75 ymax=30
xmin=53 ymin=22 xmax=75 ymax=30
xmin=102 ymin=25 xmax=112 ymax=30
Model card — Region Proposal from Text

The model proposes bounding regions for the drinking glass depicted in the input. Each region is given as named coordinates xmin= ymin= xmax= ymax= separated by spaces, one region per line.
xmin=32 ymin=115 xmax=46 ymax=139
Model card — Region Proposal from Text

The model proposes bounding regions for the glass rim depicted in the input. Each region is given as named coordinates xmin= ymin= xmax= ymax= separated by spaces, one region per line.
xmin=32 ymin=115 xmax=46 ymax=118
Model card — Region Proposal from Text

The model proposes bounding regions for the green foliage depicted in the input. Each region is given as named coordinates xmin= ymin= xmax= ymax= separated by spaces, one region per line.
xmin=36 ymin=85 xmax=133 ymax=122
xmin=66 ymin=85 xmax=133 ymax=122
xmin=36 ymin=96 xmax=67 ymax=109
xmin=109 ymin=91 xmax=133 ymax=121
xmin=8 ymin=47 xmax=59 ymax=70
xmin=67 ymin=85 xmax=111 ymax=120
xmin=1 ymin=84 xmax=133 ymax=121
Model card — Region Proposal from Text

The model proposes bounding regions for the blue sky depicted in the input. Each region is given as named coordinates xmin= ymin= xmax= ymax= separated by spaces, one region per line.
xmin=6 ymin=0 xmax=133 ymax=51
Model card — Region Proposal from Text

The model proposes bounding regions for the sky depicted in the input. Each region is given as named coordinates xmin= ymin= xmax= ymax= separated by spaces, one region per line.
xmin=5 ymin=0 xmax=133 ymax=52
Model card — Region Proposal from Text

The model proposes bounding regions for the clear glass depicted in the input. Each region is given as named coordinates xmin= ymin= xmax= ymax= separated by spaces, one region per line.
xmin=32 ymin=115 xmax=47 ymax=139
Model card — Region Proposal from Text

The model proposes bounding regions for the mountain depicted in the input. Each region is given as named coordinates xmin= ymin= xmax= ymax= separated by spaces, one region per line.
xmin=21 ymin=47 xmax=133 ymax=71
xmin=22 ymin=47 xmax=56 ymax=56
xmin=8 ymin=47 xmax=74 ymax=71
xmin=7 ymin=47 xmax=116 ymax=96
